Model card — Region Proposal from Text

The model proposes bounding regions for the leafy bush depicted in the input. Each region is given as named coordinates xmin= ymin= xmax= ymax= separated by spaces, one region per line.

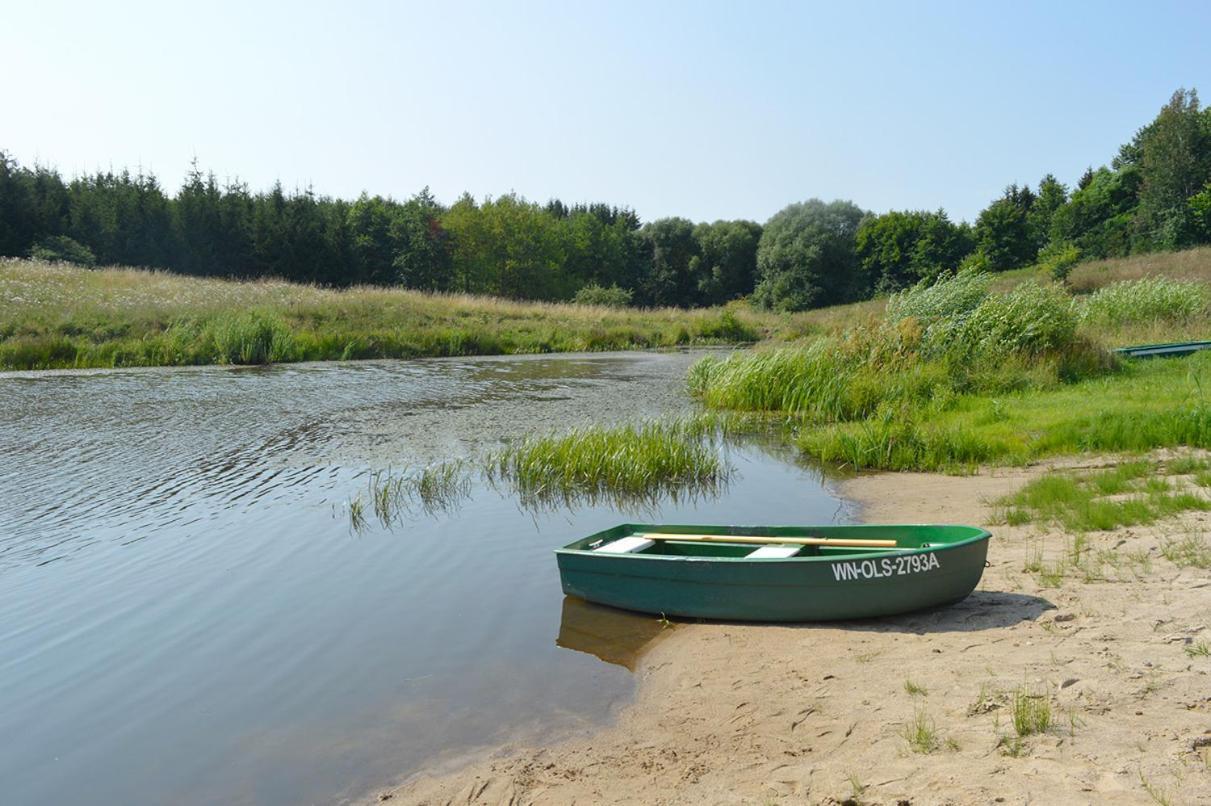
xmin=1038 ymin=241 xmax=1082 ymax=282
xmin=28 ymin=236 xmax=96 ymax=267
xmin=572 ymin=283 xmax=633 ymax=307
xmin=1079 ymin=278 xmax=1207 ymax=326
xmin=695 ymin=309 xmax=758 ymax=342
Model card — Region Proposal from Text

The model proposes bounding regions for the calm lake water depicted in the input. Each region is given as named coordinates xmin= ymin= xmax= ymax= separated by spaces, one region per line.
xmin=0 ymin=351 xmax=849 ymax=805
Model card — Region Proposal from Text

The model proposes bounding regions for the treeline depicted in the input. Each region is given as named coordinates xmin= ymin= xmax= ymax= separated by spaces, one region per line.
xmin=0 ymin=160 xmax=760 ymax=308
xmin=2 ymin=88 xmax=1210 ymax=311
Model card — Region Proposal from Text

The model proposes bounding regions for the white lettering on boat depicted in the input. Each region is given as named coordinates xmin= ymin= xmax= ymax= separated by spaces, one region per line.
xmin=830 ymin=552 xmax=941 ymax=581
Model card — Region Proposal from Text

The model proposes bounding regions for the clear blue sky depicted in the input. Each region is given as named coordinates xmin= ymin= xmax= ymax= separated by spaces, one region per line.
xmin=3 ymin=0 xmax=1208 ymax=224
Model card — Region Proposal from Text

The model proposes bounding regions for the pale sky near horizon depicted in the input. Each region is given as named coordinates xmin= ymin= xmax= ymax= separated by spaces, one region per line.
xmin=3 ymin=0 xmax=1208 ymax=224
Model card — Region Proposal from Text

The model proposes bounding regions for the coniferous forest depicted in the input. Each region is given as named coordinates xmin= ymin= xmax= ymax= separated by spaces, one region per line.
xmin=2 ymin=88 xmax=1210 ymax=311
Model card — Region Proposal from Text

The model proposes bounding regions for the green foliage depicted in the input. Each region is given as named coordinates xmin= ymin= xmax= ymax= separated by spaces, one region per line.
xmin=28 ymin=235 xmax=96 ymax=267
xmin=944 ymin=281 xmax=1078 ymax=359
xmin=572 ymin=283 xmax=634 ymax=307
xmin=1038 ymin=241 xmax=1081 ymax=282
xmin=1135 ymin=89 xmax=1211 ymax=250
xmin=1049 ymin=167 xmax=1141 ymax=259
xmin=752 ymin=199 xmax=867 ymax=311
xmin=1188 ymin=182 xmax=1211 ymax=242
xmin=974 ymin=184 xmax=1037 ymax=270
xmin=855 ymin=209 xmax=973 ymax=291
xmin=640 ymin=217 xmax=700 ymax=306
xmin=1079 ymin=278 xmax=1207 ymax=326
xmin=1028 ymin=174 xmax=1069 ymax=252
xmin=692 ymin=219 xmax=762 ymax=304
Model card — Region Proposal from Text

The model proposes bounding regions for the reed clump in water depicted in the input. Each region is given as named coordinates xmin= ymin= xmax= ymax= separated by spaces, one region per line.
xmin=359 ymin=462 xmax=474 ymax=526
xmin=487 ymin=419 xmax=729 ymax=503
xmin=349 ymin=415 xmax=741 ymax=528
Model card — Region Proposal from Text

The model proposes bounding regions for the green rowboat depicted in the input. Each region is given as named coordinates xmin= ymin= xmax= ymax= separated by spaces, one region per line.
xmin=556 ymin=523 xmax=991 ymax=622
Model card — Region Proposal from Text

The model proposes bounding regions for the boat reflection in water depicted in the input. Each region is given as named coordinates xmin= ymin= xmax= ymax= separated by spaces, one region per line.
xmin=555 ymin=596 xmax=669 ymax=670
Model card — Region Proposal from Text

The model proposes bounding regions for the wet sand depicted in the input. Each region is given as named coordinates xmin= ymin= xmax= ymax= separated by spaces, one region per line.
xmin=377 ymin=456 xmax=1211 ymax=805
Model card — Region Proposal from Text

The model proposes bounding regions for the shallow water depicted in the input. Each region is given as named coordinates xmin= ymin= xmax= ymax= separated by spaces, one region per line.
xmin=0 ymin=351 xmax=849 ymax=805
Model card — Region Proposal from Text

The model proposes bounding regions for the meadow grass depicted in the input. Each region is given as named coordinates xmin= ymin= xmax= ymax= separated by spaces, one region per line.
xmin=796 ymin=352 xmax=1211 ymax=471
xmin=0 ymin=258 xmax=810 ymax=370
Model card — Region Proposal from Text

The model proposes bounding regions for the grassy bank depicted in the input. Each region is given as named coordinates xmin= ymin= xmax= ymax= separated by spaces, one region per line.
xmin=0 ymin=258 xmax=816 ymax=370
xmin=692 ymin=248 xmax=1211 ymax=472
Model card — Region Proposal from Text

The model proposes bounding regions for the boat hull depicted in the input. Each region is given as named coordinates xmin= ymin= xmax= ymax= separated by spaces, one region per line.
xmin=556 ymin=524 xmax=990 ymax=622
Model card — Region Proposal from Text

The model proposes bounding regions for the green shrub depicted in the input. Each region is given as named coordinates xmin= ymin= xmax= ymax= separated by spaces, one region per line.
xmin=1039 ymin=241 xmax=1082 ymax=282
xmin=572 ymin=283 xmax=633 ymax=307
xmin=28 ymin=236 xmax=97 ymax=267
xmin=1079 ymin=278 xmax=1207 ymax=326
xmin=695 ymin=309 xmax=758 ymax=342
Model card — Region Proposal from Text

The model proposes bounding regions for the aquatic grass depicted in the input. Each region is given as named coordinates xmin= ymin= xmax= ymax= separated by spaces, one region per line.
xmin=488 ymin=418 xmax=730 ymax=507
xmin=885 ymin=270 xmax=991 ymax=324
xmin=363 ymin=462 xmax=474 ymax=525
xmin=351 ymin=415 xmax=737 ymax=526
xmin=347 ymin=497 xmax=367 ymax=532
xmin=206 ymin=309 xmax=296 ymax=365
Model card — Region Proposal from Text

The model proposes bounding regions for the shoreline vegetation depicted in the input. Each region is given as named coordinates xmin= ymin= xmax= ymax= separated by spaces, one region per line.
xmin=0 ymin=258 xmax=801 ymax=371
xmin=342 ymin=245 xmax=1211 ymax=530
xmin=3 ymin=246 xmax=1209 ymax=372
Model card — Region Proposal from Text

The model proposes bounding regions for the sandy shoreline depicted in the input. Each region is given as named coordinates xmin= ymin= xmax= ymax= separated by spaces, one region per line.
xmin=376 ymin=458 xmax=1211 ymax=805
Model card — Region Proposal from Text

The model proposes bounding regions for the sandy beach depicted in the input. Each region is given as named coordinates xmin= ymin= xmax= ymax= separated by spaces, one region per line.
xmin=378 ymin=456 xmax=1211 ymax=805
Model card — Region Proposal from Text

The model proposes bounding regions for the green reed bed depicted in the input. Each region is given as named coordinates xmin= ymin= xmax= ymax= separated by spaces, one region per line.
xmin=488 ymin=419 xmax=729 ymax=504
xmin=690 ymin=269 xmax=1211 ymax=472
xmin=351 ymin=415 xmax=739 ymax=527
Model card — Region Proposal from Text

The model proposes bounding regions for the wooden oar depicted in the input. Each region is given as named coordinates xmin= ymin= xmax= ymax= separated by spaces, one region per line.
xmin=635 ymin=532 xmax=898 ymax=549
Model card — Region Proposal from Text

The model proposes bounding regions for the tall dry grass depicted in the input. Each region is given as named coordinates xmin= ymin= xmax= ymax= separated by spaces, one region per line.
xmin=0 ymin=258 xmax=812 ymax=370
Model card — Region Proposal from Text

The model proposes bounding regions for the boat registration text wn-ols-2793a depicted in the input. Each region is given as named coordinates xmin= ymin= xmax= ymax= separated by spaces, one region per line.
xmin=555 ymin=523 xmax=992 ymax=622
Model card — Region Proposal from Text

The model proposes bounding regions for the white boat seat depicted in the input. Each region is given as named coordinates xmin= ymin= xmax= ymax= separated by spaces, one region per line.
xmin=594 ymin=536 xmax=656 ymax=554
xmin=746 ymin=544 xmax=801 ymax=559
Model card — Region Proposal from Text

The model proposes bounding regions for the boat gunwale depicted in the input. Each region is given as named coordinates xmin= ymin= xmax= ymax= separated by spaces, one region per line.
xmin=556 ymin=523 xmax=992 ymax=563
